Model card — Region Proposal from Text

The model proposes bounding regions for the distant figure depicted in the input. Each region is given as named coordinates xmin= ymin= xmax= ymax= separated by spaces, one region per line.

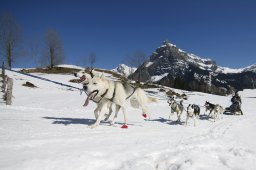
xmin=230 ymin=91 xmax=243 ymax=115
xmin=231 ymin=91 xmax=241 ymax=104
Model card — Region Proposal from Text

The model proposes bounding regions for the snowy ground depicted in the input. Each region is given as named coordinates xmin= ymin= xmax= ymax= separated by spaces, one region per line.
xmin=1 ymin=70 xmax=256 ymax=170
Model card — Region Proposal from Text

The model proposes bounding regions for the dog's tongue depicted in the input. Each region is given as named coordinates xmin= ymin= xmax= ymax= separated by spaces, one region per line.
xmin=83 ymin=96 xmax=90 ymax=107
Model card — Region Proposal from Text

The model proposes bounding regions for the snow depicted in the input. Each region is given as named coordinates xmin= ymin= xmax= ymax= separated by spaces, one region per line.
xmin=13 ymin=64 xmax=84 ymax=71
xmin=1 ymin=69 xmax=256 ymax=170
xmin=215 ymin=64 xmax=256 ymax=74
xmin=150 ymin=73 xmax=168 ymax=82
xmin=156 ymin=41 xmax=256 ymax=75
xmin=178 ymin=48 xmax=186 ymax=53
xmin=216 ymin=66 xmax=244 ymax=74
xmin=145 ymin=62 xmax=154 ymax=67
xmin=187 ymin=53 xmax=212 ymax=62
xmin=112 ymin=64 xmax=136 ymax=77
xmin=160 ymin=42 xmax=176 ymax=48
xmin=186 ymin=53 xmax=214 ymax=70
xmin=243 ymin=64 xmax=256 ymax=73
xmin=56 ymin=64 xmax=84 ymax=70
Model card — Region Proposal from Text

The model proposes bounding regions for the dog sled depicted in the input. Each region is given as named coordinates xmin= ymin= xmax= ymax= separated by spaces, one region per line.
xmin=225 ymin=102 xmax=243 ymax=115
xmin=225 ymin=93 xmax=243 ymax=115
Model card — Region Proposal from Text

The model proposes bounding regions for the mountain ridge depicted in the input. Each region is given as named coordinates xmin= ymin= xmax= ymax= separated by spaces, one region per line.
xmin=129 ymin=41 xmax=256 ymax=94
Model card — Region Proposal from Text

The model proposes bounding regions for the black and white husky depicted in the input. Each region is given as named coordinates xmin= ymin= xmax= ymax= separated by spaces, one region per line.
xmin=204 ymin=101 xmax=224 ymax=121
xmin=186 ymin=104 xmax=200 ymax=126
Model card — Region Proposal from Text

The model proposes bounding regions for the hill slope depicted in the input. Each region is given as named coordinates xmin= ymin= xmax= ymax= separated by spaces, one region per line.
xmin=0 ymin=68 xmax=256 ymax=170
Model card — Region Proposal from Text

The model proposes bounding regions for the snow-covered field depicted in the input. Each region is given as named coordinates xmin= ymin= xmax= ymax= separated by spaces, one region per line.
xmin=1 ymin=70 xmax=256 ymax=170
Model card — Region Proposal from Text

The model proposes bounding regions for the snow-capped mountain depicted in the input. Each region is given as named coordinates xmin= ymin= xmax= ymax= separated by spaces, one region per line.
xmin=112 ymin=64 xmax=137 ymax=77
xmin=215 ymin=64 xmax=256 ymax=74
xmin=130 ymin=41 xmax=256 ymax=93
xmin=243 ymin=64 xmax=256 ymax=73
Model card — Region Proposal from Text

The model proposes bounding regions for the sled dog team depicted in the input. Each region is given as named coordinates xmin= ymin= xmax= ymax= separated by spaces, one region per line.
xmin=167 ymin=97 xmax=224 ymax=126
xmin=75 ymin=69 xmax=235 ymax=128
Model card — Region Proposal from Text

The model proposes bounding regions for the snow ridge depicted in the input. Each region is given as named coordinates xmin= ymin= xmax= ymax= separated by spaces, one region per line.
xmin=112 ymin=64 xmax=137 ymax=77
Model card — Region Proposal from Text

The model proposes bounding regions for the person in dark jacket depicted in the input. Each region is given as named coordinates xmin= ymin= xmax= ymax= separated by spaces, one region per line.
xmin=230 ymin=91 xmax=243 ymax=115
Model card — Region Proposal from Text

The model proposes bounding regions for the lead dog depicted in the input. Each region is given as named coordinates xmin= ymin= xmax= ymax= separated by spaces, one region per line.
xmin=83 ymin=73 xmax=157 ymax=128
xmin=74 ymin=69 xmax=114 ymax=121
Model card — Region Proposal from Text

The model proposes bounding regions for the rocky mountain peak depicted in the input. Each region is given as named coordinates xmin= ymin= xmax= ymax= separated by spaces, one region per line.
xmin=129 ymin=41 xmax=256 ymax=93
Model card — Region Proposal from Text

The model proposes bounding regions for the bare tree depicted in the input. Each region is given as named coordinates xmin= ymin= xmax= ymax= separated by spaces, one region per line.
xmin=42 ymin=29 xmax=64 ymax=68
xmin=126 ymin=51 xmax=146 ymax=67
xmin=126 ymin=51 xmax=146 ymax=83
xmin=88 ymin=52 xmax=96 ymax=69
xmin=0 ymin=13 xmax=22 ymax=68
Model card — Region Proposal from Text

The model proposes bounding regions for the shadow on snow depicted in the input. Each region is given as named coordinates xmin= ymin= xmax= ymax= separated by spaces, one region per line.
xmin=43 ymin=116 xmax=95 ymax=126
xmin=146 ymin=117 xmax=185 ymax=125
xmin=42 ymin=116 xmax=137 ymax=126
xmin=146 ymin=114 xmax=222 ymax=125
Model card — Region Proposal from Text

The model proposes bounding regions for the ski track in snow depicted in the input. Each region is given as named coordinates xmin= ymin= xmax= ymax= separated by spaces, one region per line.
xmin=0 ymin=70 xmax=256 ymax=170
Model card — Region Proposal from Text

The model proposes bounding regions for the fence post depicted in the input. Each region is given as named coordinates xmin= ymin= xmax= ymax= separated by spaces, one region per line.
xmin=2 ymin=62 xmax=5 ymax=76
xmin=0 ymin=62 xmax=4 ymax=104
xmin=2 ymin=62 xmax=6 ymax=91
xmin=6 ymin=77 xmax=13 ymax=105
xmin=1 ymin=62 xmax=13 ymax=105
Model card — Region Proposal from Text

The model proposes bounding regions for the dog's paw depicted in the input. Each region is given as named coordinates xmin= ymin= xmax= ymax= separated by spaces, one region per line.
xmin=104 ymin=114 xmax=110 ymax=121
xmin=142 ymin=113 xmax=147 ymax=118
xmin=88 ymin=124 xmax=97 ymax=129
xmin=121 ymin=124 xmax=128 ymax=129
xmin=109 ymin=121 xmax=115 ymax=126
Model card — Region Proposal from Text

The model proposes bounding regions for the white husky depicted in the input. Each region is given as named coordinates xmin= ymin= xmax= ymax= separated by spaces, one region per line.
xmin=83 ymin=73 xmax=157 ymax=128
xmin=74 ymin=70 xmax=115 ymax=121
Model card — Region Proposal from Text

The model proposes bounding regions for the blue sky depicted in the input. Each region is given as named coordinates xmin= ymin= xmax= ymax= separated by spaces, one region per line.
xmin=1 ymin=0 xmax=256 ymax=69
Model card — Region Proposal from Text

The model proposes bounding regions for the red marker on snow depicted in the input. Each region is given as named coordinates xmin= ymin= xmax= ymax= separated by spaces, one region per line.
xmin=121 ymin=124 xmax=128 ymax=129
xmin=142 ymin=113 xmax=147 ymax=118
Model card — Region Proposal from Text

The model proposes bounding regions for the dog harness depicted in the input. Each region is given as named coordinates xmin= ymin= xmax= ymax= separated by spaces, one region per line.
xmin=169 ymin=99 xmax=183 ymax=112
xmin=109 ymin=82 xmax=116 ymax=102
xmin=125 ymin=86 xmax=137 ymax=100
xmin=90 ymin=82 xmax=136 ymax=104
xmin=91 ymin=89 xmax=109 ymax=103
xmin=91 ymin=82 xmax=116 ymax=103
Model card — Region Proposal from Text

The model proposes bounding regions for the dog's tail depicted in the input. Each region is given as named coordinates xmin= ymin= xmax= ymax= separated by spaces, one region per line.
xmin=147 ymin=96 xmax=158 ymax=103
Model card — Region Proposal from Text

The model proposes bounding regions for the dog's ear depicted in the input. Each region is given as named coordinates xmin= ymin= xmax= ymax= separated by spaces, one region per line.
xmin=93 ymin=72 xmax=104 ymax=79
xmin=89 ymin=69 xmax=96 ymax=78
xmin=85 ymin=67 xmax=94 ymax=78
xmin=99 ymin=72 xmax=105 ymax=79
xmin=91 ymin=69 xmax=96 ymax=74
